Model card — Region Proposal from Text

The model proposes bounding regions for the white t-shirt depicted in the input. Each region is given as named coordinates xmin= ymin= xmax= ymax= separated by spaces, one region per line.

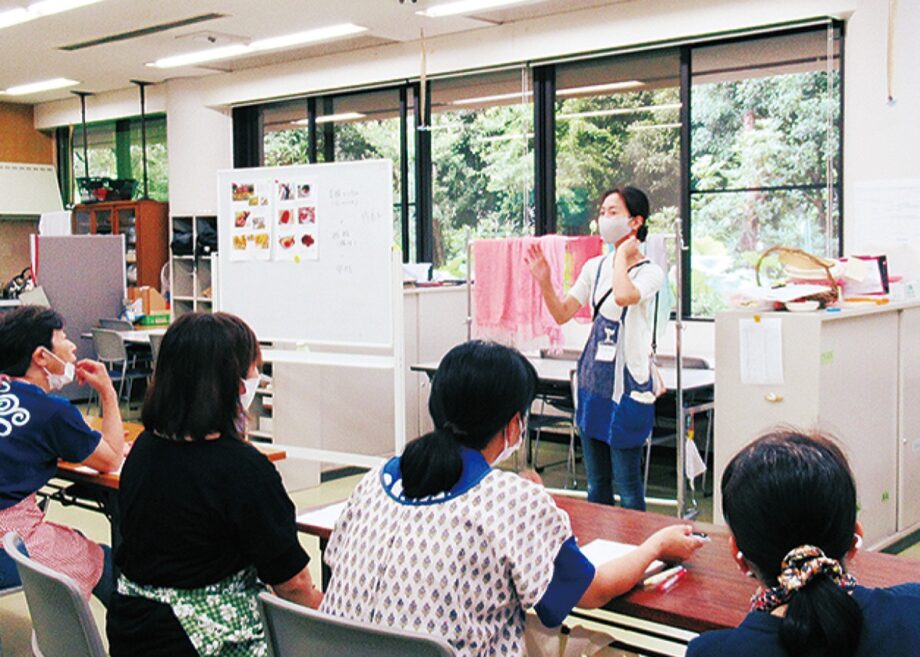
xmin=567 ymin=254 xmax=664 ymax=383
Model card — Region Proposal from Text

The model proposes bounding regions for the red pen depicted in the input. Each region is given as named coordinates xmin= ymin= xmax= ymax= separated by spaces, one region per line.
xmin=656 ymin=566 xmax=687 ymax=593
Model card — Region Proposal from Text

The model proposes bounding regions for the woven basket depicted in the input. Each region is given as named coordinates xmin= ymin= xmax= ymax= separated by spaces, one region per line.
xmin=754 ymin=246 xmax=840 ymax=308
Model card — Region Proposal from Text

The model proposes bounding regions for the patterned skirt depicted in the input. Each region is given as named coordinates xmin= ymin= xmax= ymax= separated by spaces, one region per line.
xmin=0 ymin=493 xmax=104 ymax=598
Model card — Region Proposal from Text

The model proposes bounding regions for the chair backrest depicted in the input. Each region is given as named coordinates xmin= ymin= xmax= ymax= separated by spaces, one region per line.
xmin=91 ymin=327 xmax=128 ymax=364
xmin=258 ymin=592 xmax=457 ymax=657
xmin=148 ymin=332 xmax=164 ymax=366
xmin=2 ymin=532 xmax=106 ymax=657
xmin=99 ymin=318 xmax=133 ymax=331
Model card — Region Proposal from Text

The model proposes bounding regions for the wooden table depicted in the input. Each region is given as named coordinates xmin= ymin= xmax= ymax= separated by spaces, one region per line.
xmin=297 ymin=496 xmax=920 ymax=636
xmin=56 ymin=418 xmax=286 ymax=491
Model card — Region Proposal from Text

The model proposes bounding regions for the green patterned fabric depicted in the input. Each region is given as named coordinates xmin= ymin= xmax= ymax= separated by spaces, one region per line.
xmin=117 ymin=568 xmax=268 ymax=657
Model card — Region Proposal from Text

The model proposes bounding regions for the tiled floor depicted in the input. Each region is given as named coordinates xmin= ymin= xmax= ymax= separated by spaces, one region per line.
xmin=0 ymin=440 xmax=916 ymax=657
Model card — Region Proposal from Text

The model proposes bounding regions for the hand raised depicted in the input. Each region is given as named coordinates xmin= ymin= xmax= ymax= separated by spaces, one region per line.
xmin=524 ymin=243 xmax=551 ymax=285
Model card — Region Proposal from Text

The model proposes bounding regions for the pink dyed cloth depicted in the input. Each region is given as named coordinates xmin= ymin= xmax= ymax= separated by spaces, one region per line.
xmin=565 ymin=236 xmax=603 ymax=322
xmin=472 ymin=235 xmax=601 ymax=350
xmin=0 ymin=493 xmax=104 ymax=599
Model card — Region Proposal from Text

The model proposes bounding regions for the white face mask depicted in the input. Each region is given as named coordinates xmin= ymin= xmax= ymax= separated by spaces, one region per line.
xmin=492 ymin=414 xmax=526 ymax=466
xmin=42 ymin=349 xmax=75 ymax=391
xmin=598 ymin=214 xmax=632 ymax=245
xmin=240 ymin=375 xmax=260 ymax=411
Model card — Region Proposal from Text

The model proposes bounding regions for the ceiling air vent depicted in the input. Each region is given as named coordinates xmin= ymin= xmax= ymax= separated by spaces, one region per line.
xmin=59 ymin=13 xmax=227 ymax=51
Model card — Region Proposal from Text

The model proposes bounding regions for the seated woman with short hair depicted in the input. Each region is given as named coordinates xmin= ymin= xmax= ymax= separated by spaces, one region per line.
xmin=321 ymin=340 xmax=704 ymax=657
xmin=0 ymin=306 xmax=123 ymax=605
xmin=687 ymin=430 xmax=920 ymax=657
xmin=106 ymin=312 xmax=322 ymax=657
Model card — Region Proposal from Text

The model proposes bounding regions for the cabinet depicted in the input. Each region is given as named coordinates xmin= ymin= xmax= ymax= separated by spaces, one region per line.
xmin=169 ymin=215 xmax=218 ymax=318
xmin=72 ymin=200 xmax=168 ymax=290
xmin=715 ymin=302 xmax=920 ymax=548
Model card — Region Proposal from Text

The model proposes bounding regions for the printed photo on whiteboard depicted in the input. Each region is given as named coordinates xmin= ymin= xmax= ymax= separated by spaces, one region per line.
xmin=234 ymin=210 xmax=250 ymax=228
xmin=252 ymin=215 xmax=266 ymax=230
xmin=297 ymin=183 xmax=311 ymax=199
xmin=277 ymin=182 xmax=294 ymax=201
xmin=277 ymin=208 xmax=293 ymax=227
xmin=300 ymin=231 xmax=318 ymax=261
xmin=298 ymin=206 xmax=315 ymax=224
xmin=231 ymin=183 xmax=255 ymax=202
xmin=248 ymin=195 xmax=269 ymax=207
xmin=230 ymin=234 xmax=250 ymax=261
xmin=252 ymin=232 xmax=271 ymax=261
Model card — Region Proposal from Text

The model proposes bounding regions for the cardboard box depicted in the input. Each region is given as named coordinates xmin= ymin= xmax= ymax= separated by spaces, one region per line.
xmin=127 ymin=286 xmax=168 ymax=315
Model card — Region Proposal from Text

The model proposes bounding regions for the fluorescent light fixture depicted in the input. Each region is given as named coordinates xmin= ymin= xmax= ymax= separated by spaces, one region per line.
xmin=628 ymin=122 xmax=682 ymax=131
xmin=149 ymin=23 xmax=367 ymax=69
xmin=556 ymin=80 xmax=644 ymax=96
xmin=292 ymin=112 xmax=367 ymax=125
xmin=29 ymin=0 xmax=102 ymax=16
xmin=2 ymin=77 xmax=79 ymax=95
xmin=418 ymin=0 xmax=540 ymax=18
xmin=0 ymin=0 xmax=102 ymax=30
xmin=557 ymin=103 xmax=682 ymax=120
xmin=452 ymin=91 xmax=532 ymax=105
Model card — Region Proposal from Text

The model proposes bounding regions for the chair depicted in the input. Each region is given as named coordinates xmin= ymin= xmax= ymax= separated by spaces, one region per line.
xmin=99 ymin=318 xmax=133 ymax=331
xmin=148 ymin=332 xmax=164 ymax=369
xmin=2 ymin=532 xmax=106 ymax=657
xmin=90 ymin=328 xmax=152 ymax=409
xmin=258 ymin=592 xmax=457 ymax=657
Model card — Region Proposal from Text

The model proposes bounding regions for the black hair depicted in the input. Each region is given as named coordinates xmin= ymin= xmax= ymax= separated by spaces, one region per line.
xmin=400 ymin=340 xmax=537 ymax=499
xmin=0 ymin=306 xmax=64 ymax=376
xmin=722 ymin=429 xmax=861 ymax=657
xmin=142 ymin=312 xmax=261 ymax=442
xmin=600 ymin=186 xmax=651 ymax=242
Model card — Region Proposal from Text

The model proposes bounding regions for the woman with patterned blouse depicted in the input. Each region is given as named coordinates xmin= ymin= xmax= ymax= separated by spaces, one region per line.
xmin=321 ymin=340 xmax=704 ymax=657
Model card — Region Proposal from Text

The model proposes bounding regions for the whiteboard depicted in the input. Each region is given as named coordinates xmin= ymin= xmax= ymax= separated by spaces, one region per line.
xmin=217 ymin=160 xmax=394 ymax=346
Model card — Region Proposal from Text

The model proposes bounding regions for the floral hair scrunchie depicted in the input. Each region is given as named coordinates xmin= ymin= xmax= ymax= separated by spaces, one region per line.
xmin=750 ymin=544 xmax=857 ymax=613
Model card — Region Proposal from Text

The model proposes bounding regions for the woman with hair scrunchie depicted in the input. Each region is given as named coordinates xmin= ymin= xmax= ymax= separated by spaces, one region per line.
xmin=687 ymin=430 xmax=920 ymax=657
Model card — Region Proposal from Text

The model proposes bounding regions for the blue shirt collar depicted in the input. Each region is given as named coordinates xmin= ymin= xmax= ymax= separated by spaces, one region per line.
xmin=380 ymin=446 xmax=492 ymax=505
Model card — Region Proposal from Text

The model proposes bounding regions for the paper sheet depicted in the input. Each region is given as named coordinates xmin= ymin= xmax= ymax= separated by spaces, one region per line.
xmin=579 ymin=539 xmax=665 ymax=577
xmin=296 ymin=501 xmax=347 ymax=530
xmin=739 ymin=318 xmax=784 ymax=385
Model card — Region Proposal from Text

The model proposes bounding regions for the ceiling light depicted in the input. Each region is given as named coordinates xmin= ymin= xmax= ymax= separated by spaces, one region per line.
xmin=557 ymin=103 xmax=682 ymax=120
xmin=2 ymin=77 xmax=79 ymax=95
xmin=292 ymin=112 xmax=367 ymax=125
xmin=0 ymin=0 xmax=103 ymax=30
xmin=29 ymin=0 xmax=102 ymax=16
xmin=418 ymin=0 xmax=540 ymax=18
xmin=452 ymin=91 xmax=532 ymax=105
xmin=149 ymin=23 xmax=367 ymax=69
xmin=556 ymin=80 xmax=644 ymax=96
xmin=0 ymin=8 xmax=31 ymax=28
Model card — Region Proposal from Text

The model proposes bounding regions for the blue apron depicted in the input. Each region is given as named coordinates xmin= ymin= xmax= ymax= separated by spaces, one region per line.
xmin=575 ymin=257 xmax=655 ymax=449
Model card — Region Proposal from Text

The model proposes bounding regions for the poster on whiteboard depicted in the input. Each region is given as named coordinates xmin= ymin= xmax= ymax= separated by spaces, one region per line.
xmin=217 ymin=160 xmax=395 ymax=346
xmin=229 ymin=180 xmax=272 ymax=261
xmin=274 ymin=179 xmax=318 ymax=262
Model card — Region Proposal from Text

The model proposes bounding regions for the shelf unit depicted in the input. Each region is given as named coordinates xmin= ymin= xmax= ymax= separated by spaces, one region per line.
xmin=247 ymin=367 xmax=274 ymax=443
xmin=169 ymin=215 xmax=218 ymax=318
xmin=73 ymin=199 xmax=168 ymax=290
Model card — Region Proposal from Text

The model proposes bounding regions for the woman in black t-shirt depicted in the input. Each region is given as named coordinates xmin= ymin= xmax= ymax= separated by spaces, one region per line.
xmin=107 ymin=312 xmax=321 ymax=657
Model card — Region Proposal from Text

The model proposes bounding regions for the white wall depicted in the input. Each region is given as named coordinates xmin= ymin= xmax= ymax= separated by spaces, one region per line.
xmin=164 ymin=78 xmax=233 ymax=215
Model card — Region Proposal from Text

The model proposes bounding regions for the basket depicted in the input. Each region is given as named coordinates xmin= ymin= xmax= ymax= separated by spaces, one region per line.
xmin=754 ymin=246 xmax=840 ymax=308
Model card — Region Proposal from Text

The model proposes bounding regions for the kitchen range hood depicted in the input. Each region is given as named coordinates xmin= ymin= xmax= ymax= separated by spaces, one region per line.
xmin=0 ymin=162 xmax=63 ymax=219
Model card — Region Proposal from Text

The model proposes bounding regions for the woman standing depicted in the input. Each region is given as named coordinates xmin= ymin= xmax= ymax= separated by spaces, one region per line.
xmin=107 ymin=312 xmax=321 ymax=657
xmin=526 ymin=187 xmax=662 ymax=510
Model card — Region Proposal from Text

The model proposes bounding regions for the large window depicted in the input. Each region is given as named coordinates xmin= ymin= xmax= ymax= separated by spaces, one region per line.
xmin=555 ymin=50 xmax=681 ymax=237
xmin=71 ymin=115 xmax=168 ymax=202
xmin=689 ymin=28 xmax=842 ymax=316
xmin=263 ymin=88 xmax=414 ymax=260
xmin=247 ymin=23 xmax=843 ymax=317
xmin=429 ymin=69 xmax=534 ymax=275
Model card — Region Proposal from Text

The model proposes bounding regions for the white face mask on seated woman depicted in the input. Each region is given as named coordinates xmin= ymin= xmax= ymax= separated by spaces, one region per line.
xmin=42 ymin=348 xmax=75 ymax=391
xmin=491 ymin=413 xmax=527 ymax=466
xmin=239 ymin=375 xmax=260 ymax=410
